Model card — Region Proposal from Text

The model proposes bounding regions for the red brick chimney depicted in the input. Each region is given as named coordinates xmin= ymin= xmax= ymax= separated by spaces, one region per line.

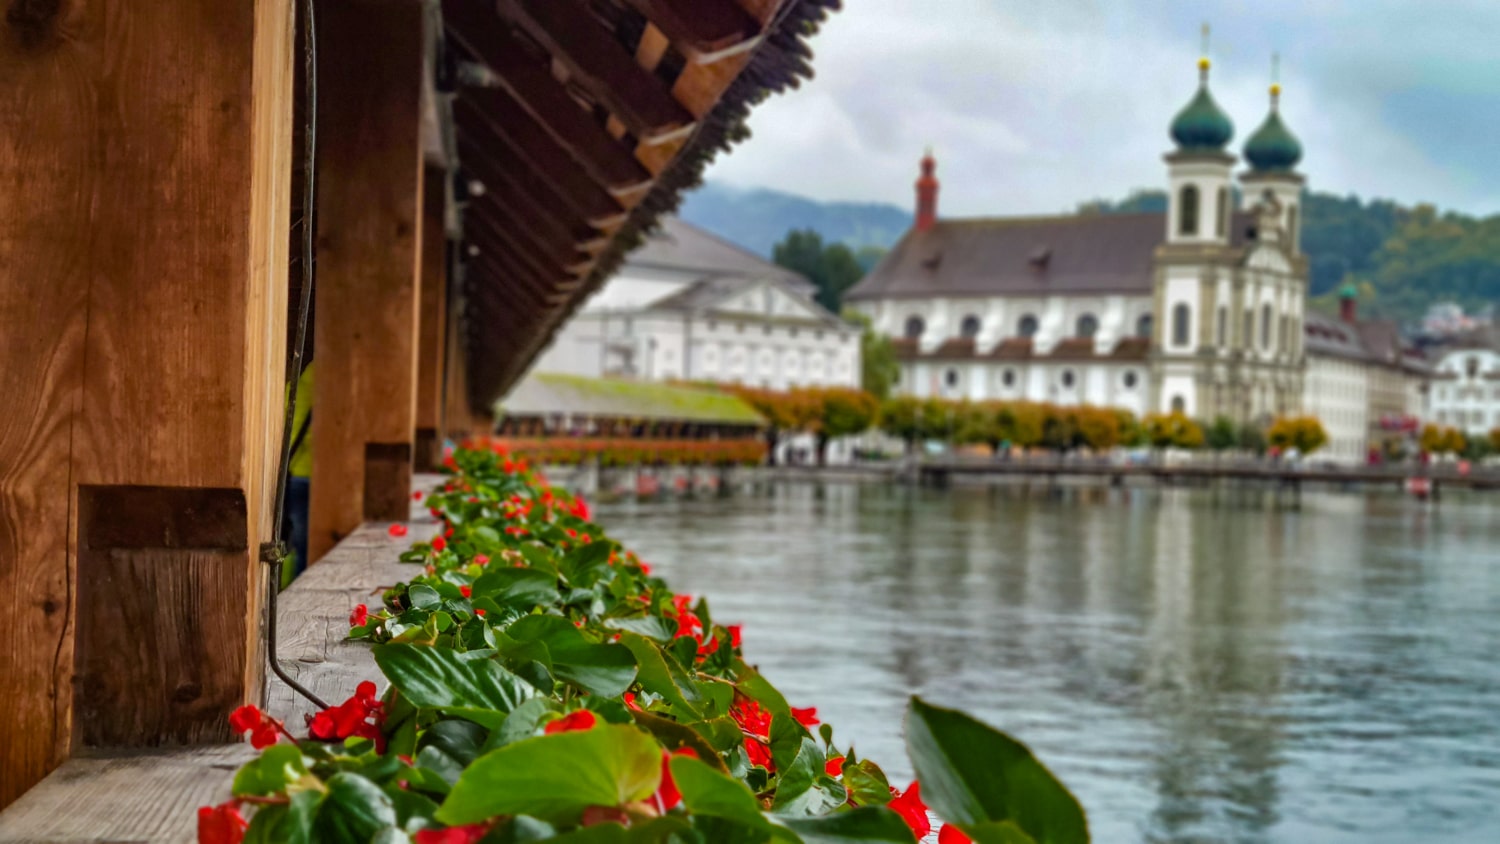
xmin=915 ymin=149 xmax=939 ymax=232
xmin=1338 ymin=284 xmax=1357 ymax=323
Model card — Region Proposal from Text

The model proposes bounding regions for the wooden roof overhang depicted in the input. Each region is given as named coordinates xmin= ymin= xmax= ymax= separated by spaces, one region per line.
xmin=437 ymin=0 xmax=839 ymax=412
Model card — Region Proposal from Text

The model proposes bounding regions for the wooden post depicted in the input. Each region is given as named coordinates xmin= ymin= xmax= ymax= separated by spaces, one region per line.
xmin=0 ymin=0 xmax=293 ymax=806
xmin=415 ymin=165 xmax=450 ymax=472
xmin=309 ymin=0 xmax=426 ymax=561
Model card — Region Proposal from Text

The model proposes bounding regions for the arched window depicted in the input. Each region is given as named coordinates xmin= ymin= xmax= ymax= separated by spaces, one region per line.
xmin=1216 ymin=187 xmax=1229 ymax=237
xmin=1261 ymin=304 xmax=1273 ymax=349
xmin=1017 ymin=314 xmax=1039 ymax=337
xmin=1287 ymin=205 xmax=1299 ymax=251
xmin=1136 ymin=314 xmax=1153 ymax=339
xmin=1216 ymin=306 xmax=1227 ymax=345
xmin=1243 ymin=309 xmax=1254 ymax=349
xmin=1001 ymin=369 xmax=1016 ymax=388
xmin=1171 ymin=303 xmax=1191 ymax=346
xmin=1179 ymin=184 xmax=1200 ymax=235
xmin=1171 ymin=395 xmax=1186 ymax=413
xmin=944 ymin=368 xmax=959 ymax=387
xmin=1123 ymin=371 xmax=1138 ymax=389
xmin=903 ymin=316 xmax=925 ymax=339
xmin=959 ymin=314 xmax=982 ymax=338
xmin=1061 ymin=370 xmax=1075 ymax=388
xmin=1076 ymin=313 xmax=1099 ymax=338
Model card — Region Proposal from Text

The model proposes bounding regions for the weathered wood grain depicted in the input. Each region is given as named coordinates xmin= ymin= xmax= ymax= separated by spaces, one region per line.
xmin=309 ymin=0 xmax=426 ymax=563
xmin=415 ymin=168 xmax=449 ymax=473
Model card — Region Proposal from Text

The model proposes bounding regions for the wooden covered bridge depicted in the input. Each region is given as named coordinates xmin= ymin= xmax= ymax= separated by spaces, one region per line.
xmin=0 ymin=0 xmax=836 ymax=833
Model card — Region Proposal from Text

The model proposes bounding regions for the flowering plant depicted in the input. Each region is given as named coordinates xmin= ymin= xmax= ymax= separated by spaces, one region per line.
xmin=201 ymin=447 xmax=1087 ymax=843
xmin=479 ymin=437 xmax=767 ymax=467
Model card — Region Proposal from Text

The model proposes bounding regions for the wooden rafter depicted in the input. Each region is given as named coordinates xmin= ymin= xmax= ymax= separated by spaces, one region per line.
xmin=495 ymin=0 xmax=694 ymax=143
xmin=623 ymin=0 xmax=763 ymax=63
xmin=455 ymin=136 xmax=591 ymax=237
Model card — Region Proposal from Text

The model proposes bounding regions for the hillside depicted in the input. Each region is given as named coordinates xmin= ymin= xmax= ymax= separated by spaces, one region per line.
xmin=681 ymin=182 xmax=1498 ymax=324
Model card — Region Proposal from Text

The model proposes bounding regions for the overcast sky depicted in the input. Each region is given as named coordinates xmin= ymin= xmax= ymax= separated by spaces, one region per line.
xmin=704 ymin=0 xmax=1500 ymax=218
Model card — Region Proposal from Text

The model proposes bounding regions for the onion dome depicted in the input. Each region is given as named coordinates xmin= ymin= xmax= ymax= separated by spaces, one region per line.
xmin=1245 ymin=83 xmax=1303 ymax=172
xmin=1170 ymin=58 xmax=1234 ymax=152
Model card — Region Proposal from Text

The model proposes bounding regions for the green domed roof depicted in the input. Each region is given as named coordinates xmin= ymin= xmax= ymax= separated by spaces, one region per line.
xmin=1338 ymin=282 xmax=1358 ymax=299
xmin=1170 ymin=67 xmax=1234 ymax=152
xmin=1245 ymin=94 xmax=1302 ymax=172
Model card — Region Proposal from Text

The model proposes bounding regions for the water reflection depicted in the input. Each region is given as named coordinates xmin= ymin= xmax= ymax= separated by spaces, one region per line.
xmin=599 ymin=485 xmax=1500 ymax=843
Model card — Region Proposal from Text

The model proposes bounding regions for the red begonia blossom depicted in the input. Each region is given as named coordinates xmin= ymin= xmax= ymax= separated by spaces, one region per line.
xmin=309 ymin=681 xmax=384 ymax=750
xmin=431 ymin=536 xmax=446 ymax=552
xmin=474 ymin=554 xmax=490 ymax=566
xmin=544 ymin=709 xmax=598 ymax=734
xmin=414 ymin=825 xmax=489 ymax=844
xmin=888 ymin=782 xmax=931 ymax=839
xmin=938 ymin=824 xmax=974 ymax=844
xmin=655 ymin=746 xmax=698 ymax=811
xmin=349 ymin=604 xmax=369 ymax=627
xmin=459 ymin=585 xmax=472 ymax=598
xmin=569 ymin=496 xmax=591 ymax=522
xmin=197 ymin=801 xmax=248 ymax=844
xmin=826 ymin=755 xmax=845 ymax=777
xmin=228 ymin=705 xmax=281 ymax=749
xmin=388 ymin=524 xmax=407 ymax=538
xmin=792 ymin=707 xmax=820 ymax=727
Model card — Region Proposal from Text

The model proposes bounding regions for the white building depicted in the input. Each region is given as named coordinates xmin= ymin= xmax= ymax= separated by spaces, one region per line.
xmin=530 ymin=217 xmax=862 ymax=390
xmin=846 ymin=55 xmax=1308 ymax=425
xmin=1429 ymin=348 xmax=1500 ymax=435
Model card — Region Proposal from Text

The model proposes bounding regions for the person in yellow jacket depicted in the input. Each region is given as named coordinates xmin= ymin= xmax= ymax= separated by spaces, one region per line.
xmin=284 ymin=361 xmax=314 ymax=576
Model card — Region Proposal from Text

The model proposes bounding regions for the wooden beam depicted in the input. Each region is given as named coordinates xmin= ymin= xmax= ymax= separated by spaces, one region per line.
xmin=455 ymin=138 xmax=591 ymax=240
xmin=0 ymin=0 xmax=293 ymax=806
xmin=469 ymin=191 xmax=591 ymax=270
xmin=495 ymin=0 xmax=694 ymax=143
xmin=415 ymin=166 xmax=449 ymax=473
xmin=463 ymin=220 xmax=567 ymax=299
xmin=453 ymin=98 xmax=625 ymax=226
xmin=455 ymin=130 xmax=623 ymax=230
xmin=623 ymin=0 xmax=762 ymax=63
xmin=310 ymin=0 xmax=425 ymax=563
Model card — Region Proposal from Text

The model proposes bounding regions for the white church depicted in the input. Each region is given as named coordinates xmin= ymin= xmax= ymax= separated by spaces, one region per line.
xmin=847 ymin=53 xmax=1311 ymax=425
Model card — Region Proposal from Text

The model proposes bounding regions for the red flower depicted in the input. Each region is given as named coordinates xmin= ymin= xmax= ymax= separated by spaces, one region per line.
xmin=309 ymin=681 xmax=383 ymax=750
xmin=826 ymin=755 xmax=845 ymax=777
xmin=888 ymin=782 xmax=930 ymax=839
xmin=429 ymin=507 xmax=443 ymax=519
xmin=638 ymin=561 xmax=652 ymax=575
xmin=459 ymin=585 xmax=472 ymax=598
xmin=938 ymin=825 xmax=974 ymax=844
xmin=731 ymin=699 xmax=772 ymax=739
xmin=228 ymin=704 xmax=280 ymax=749
xmin=569 ymin=497 xmax=592 ymax=522
xmin=475 ymin=608 xmax=487 ymax=617
xmin=655 ymin=747 xmax=698 ymax=811
xmin=349 ymin=604 xmax=369 ymax=627
xmin=744 ymin=737 xmax=774 ymax=771
xmin=414 ymin=826 xmax=489 ymax=844
xmin=388 ymin=524 xmax=408 ymax=538
xmin=792 ymin=707 xmax=820 ymax=727
xmin=544 ymin=709 xmax=598 ymax=735
xmin=412 ymin=491 xmax=423 ymax=501
xmin=728 ymin=625 xmax=743 ymax=648
xmin=474 ymin=554 xmax=490 ymax=566
xmin=197 ymin=801 xmax=247 ymax=844
xmin=431 ymin=536 xmax=446 ymax=552
xmin=623 ymin=692 xmax=642 ymax=712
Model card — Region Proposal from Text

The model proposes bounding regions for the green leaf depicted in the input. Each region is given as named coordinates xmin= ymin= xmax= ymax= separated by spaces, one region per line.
xmin=669 ymin=755 xmax=780 ymax=838
xmin=232 ymin=744 xmax=310 ymax=797
xmin=842 ymin=760 xmax=893 ymax=808
xmin=733 ymin=660 xmax=791 ymax=720
xmin=504 ymin=615 xmax=638 ymax=698
xmin=472 ymin=568 xmax=560 ymax=610
xmin=408 ymin=584 xmax=442 ymax=611
xmin=779 ymin=806 xmax=919 ymax=843
xmin=418 ymin=719 xmax=488 ymax=767
xmin=770 ymin=735 xmax=845 ymax=818
xmin=493 ymin=696 xmax=563 ymax=747
xmin=244 ymin=788 xmax=323 ymax=844
xmin=437 ymin=724 xmax=662 ymax=826
xmin=630 ymin=710 xmax=729 ymax=773
xmin=616 ymin=631 xmax=702 ymax=718
xmin=374 ymin=644 xmax=535 ymax=729
xmin=559 ymin=539 xmax=617 ymax=586
xmin=602 ymin=614 xmax=677 ymax=642
xmin=313 ymin=772 xmax=398 ymax=844
xmin=905 ymin=697 xmax=1088 ymax=844
xmin=957 ymin=821 xmax=1044 ymax=844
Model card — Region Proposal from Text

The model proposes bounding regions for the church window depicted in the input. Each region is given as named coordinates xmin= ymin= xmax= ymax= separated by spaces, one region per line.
xmin=1279 ymin=316 xmax=1290 ymax=352
xmin=1243 ymin=309 xmax=1254 ymax=349
xmin=960 ymin=314 xmax=982 ymax=338
xmin=1171 ymin=395 xmax=1186 ymax=413
xmin=1216 ymin=306 xmax=1227 ymax=345
xmin=1002 ymin=369 xmax=1016 ymax=388
xmin=1261 ymin=304 xmax=1273 ymax=349
xmin=1136 ymin=314 xmax=1153 ymax=339
xmin=1179 ymin=184 xmax=1200 ymax=236
xmin=904 ymin=316 xmax=925 ymax=339
xmin=1467 ymin=356 xmax=1480 ymax=378
xmin=1123 ymin=371 xmax=1138 ymax=389
xmin=1017 ymin=314 xmax=1039 ymax=337
xmin=945 ymin=368 xmax=959 ymax=387
xmin=1076 ymin=313 xmax=1099 ymax=338
xmin=1287 ymin=205 xmax=1299 ymax=251
xmin=1171 ymin=303 xmax=1191 ymax=346
xmin=1061 ymin=370 xmax=1075 ymax=388
xmin=1216 ymin=187 xmax=1229 ymax=237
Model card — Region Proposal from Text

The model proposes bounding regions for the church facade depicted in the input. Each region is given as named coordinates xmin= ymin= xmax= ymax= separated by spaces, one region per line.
xmin=847 ymin=55 xmax=1310 ymax=425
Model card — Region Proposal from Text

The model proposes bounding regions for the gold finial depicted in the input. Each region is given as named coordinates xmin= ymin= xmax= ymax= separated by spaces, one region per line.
xmin=1198 ymin=23 xmax=1212 ymax=76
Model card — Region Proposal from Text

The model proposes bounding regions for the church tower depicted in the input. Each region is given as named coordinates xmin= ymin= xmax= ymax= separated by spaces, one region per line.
xmin=1153 ymin=32 xmax=1238 ymax=417
xmin=1240 ymin=62 xmax=1305 ymax=253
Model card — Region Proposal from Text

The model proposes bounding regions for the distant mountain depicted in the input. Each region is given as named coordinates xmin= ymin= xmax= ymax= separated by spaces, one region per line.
xmin=678 ymin=183 xmax=910 ymax=257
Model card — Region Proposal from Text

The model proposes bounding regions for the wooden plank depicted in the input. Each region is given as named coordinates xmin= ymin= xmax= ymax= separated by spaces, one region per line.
xmin=309 ymin=0 xmax=426 ymax=564
xmin=469 ymin=192 xmax=592 ymax=272
xmin=495 ymin=0 xmax=694 ymax=142
xmin=415 ymin=167 xmax=448 ymax=473
xmin=0 ymin=0 xmax=293 ymax=808
xmin=453 ymin=98 xmax=625 ymax=224
xmin=456 ymin=139 xmax=596 ymax=244
xmin=623 ymin=0 xmax=762 ymax=62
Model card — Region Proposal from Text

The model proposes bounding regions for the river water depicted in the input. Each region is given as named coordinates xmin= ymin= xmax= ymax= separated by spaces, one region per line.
xmin=598 ymin=483 xmax=1500 ymax=843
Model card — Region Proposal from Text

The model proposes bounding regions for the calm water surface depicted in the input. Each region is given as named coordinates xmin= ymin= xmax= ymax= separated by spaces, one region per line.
xmin=597 ymin=484 xmax=1500 ymax=843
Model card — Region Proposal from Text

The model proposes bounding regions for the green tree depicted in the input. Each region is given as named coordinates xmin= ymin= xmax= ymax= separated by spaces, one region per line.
xmin=773 ymin=228 xmax=866 ymax=313
xmin=804 ymin=387 xmax=879 ymax=466
xmin=1268 ymin=416 xmax=1329 ymax=455
xmin=1143 ymin=412 xmax=1204 ymax=451
xmin=1205 ymin=416 xmax=1238 ymax=452
xmin=879 ymin=396 xmax=924 ymax=454
xmin=1237 ymin=421 xmax=1268 ymax=455
xmin=843 ymin=309 xmax=899 ymax=399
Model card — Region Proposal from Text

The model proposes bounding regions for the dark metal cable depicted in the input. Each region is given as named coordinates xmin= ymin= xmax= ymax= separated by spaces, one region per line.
xmin=260 ymin=0 xmax=329 ymax=711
